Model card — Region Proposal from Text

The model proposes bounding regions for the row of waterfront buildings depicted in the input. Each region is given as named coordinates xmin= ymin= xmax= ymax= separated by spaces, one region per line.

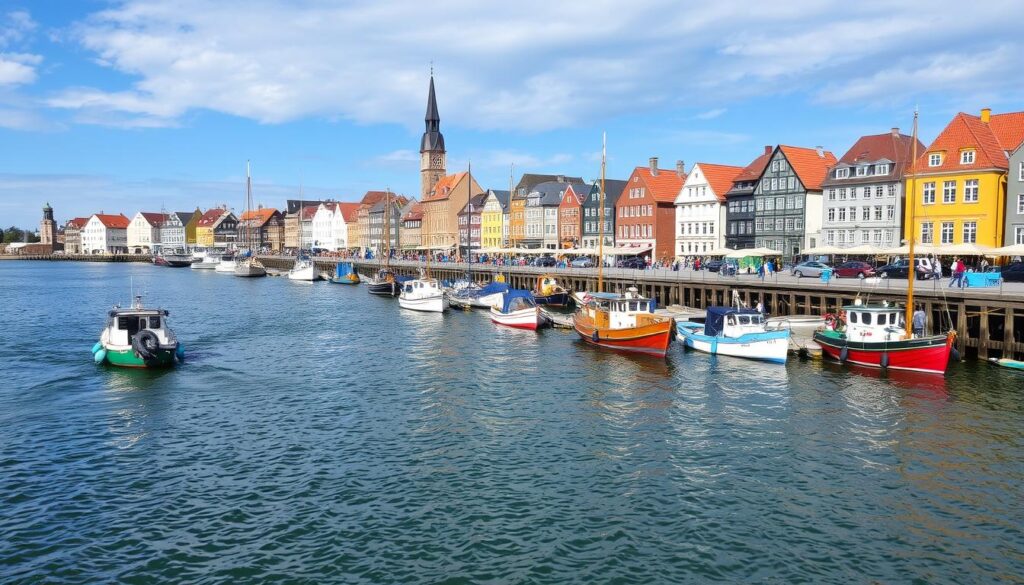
xmin=34 ymin=76 xmax=1024 ymax=261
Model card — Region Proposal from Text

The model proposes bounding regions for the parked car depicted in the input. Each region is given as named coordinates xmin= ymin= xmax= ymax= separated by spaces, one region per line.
xmin=617 ymin=256 xmax=646 ymax=269
xmin=996 ymin=261 xmax=1024 ymax=282
xmin=791 ymin=261 xmax=831 ymax=278
xmin=833 ymin=261 xmax=877 ymax=279
xmin=876 ymin=258 xmax=934 ymax=279
xmin=532 ymin=255 xmax=557 ymax=267
xmin=703 ymin=259 xmax=724 ymax=272
xmin=570 ymin=257 xmax=594 ymax=268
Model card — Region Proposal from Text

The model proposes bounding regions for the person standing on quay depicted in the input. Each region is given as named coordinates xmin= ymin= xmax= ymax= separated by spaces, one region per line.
xmin=932 ymin=257 xmax=942 ymax=281
xmin=912 ymin=305 xmax=927 ymax=338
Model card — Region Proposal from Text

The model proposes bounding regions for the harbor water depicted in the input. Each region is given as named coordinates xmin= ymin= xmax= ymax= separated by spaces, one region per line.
xmin=1 ymin=261 xmax=1022 ymax=584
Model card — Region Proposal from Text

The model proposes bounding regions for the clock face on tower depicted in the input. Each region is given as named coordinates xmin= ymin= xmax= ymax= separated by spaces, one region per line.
xmin=430 ymin=154 xmax=443 ymax=168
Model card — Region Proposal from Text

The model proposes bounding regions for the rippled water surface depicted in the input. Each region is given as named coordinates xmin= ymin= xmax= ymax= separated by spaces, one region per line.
xmin=1 ymin=261 xmax=1022 ymax=584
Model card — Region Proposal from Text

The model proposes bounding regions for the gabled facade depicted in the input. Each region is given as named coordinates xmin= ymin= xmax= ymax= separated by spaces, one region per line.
xmin=369 ymin=196 xmax=408 ymax=253
xmin=753 ymin=145 xmax=836 ymax=259
xmin=353 ymin=191 xmax=388 ymax=251
xmin=82 ymin=213 xmax=130 ymax=254
xmin=284 ymin=199 xmax=327 ymax=250
xmin=557 ymin=183 xmax=586 ymax=248
xmin=457 ymin=193 xmax=487 ymax=253
xmin=239 ymin=207 xmax=285 ymax=251
xmin=481 ymin=189 xmax=510 ymax=249
xmin=509 ymin=173 xmax=581 ymax=245
xmin=523 ymin=178 xmax=588 ymax=249
xmin=400 ymin=203 xmax=424 ymax=250
xmin=822 ymin=129 xmax=922 ymax=249
xmin=675 ymin=162 xmax=742 ymax=257
xmin=160 ymin=210 xmax=197 ymax=250
xmin=725 ymin=146 xmax=773 ymax=250
xmin=63 ymin=217 xmax=90 ymax=254
xmin=906 ymin=109 xmax=1024 ymax=247
xmin=420 ymin=171 xmax=484 ymax=249
xmin=581 ymin=179 xmax=626 ymax=250
xmin=616 ymin=158 xmax=686 ymax=261
xmin=127 ymin=212 xmax=167 ymax=253
xmin=1009 ymin=143 xmax=1024 ymax=245
xmin=196 ymin=208 xmax=236 ymax=249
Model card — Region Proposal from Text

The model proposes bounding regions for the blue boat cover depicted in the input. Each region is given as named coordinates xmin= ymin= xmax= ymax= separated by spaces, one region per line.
xmin=704 ymin=306 xmax=761 ymax=337
xmin=479 ymin=282 xmax=510 ymax=296
xmin=500 ymin=289 xmax=536 ymax=313
xmin=335 ymin=262 xmax=354 ymax=276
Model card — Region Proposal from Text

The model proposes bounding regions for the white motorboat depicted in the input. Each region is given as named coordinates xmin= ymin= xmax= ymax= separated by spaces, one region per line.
xmin=190 ymin=250 xmax=219 ymax=270
xmin=676 ymin=306 xmax=790 ymax=363
xmin=214 ymin=253 xmax=237 ymax=273
xmin=489 ymin=289 xmax=542 ymax=330
xmin=399 ymin=278 xmax=448 ymax=313
xmin=288 ymin=257 xmax=319 ymax=281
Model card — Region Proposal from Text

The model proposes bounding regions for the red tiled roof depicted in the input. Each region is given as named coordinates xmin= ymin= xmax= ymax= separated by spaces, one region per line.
xmin=196 ymin=208 xmax=225 ymax=227
xmin=67 ymin=217 xmax=89 ymax=228
xmin=301 ymin=205 xmax=319 ymax=218
xmin=359 ymin=191 xmax=389 ymax=206
xmin=990 ymin=112 xmax=1024 ymax=152
xmin=139 ymin=212 xmax=168 ymax=226
xmin=733 ymin=147 xmax=774 ymax=183
xmin=632 ymin=166 xmax=686 ymax=203
xmin=94 ymin=213 xmax=130 ymax=229
xmin=692 ymin=163 xmax=744 ymax=202
xmin=779 ymin=145 xmax=837 ymax=190
xmin=337 ymin=202 xmax=360 ymax=222
xmin=424 ymin=172 xmax=467 ymax=202
xmin=836 ymin=132 xmax=923 ymax=166
xmin=402 ymin=202 xmax=424 ymax=221
xmin=240 ymin=208 xmax=279 ymax=225
xmin=916 ymin=112 xmax=1023 ymax=172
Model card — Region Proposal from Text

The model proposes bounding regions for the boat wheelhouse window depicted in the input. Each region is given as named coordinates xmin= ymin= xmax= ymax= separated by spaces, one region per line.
xmin=849 ymin=312 xmax=858 ymax=324
xmin=738 ymin=316 xmax=751 ymax=325
xmin=117 ymin=316 xmax=133 ymax=329
xmin=629 ymin=301 xmax=639 ymax=311
xmin=148 ymin=316 xmax=160 ymax=329
xmin=862 ymin=313 xmax=872 ymax=325
xmin=727 ymin=315 xmax=736 ymax=326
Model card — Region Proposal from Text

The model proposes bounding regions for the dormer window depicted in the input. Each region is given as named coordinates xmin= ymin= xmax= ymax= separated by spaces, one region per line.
xmin=874 ymin=164 xmax=889 ymax=175
xmin=855 ymin=166 xmax=868 ymax=177
xmin=960 ymin=150 xmax=975 ymax=164
xmin=835 ymin=168 xmax=849 ymax=179
xmin=928 ymin=153 xmax=942 ymax=167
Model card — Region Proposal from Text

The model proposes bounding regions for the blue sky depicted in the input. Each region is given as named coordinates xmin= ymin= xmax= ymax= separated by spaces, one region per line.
xmin=1 ymin=0 xmax=1022 ymax=228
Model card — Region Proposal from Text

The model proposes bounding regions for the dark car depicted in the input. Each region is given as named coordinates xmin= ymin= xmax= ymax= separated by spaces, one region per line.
xmin=876 ymin=258 xmax=932 ymax=279
xmin=997 ymin=261 xmax=1024 ymax=282
xmin=532 ymin=255 xmax=557 ymax=267
xmin=703 ymin=259 xmax=724 ymax=272
xmin=617 ymin=256 xmax=646 ymax=269
xmin=834 ymin=261 xmax=877 ymax=279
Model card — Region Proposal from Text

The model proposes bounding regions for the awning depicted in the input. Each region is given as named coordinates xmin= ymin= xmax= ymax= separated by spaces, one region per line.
xmin=990 ymin=243 xmax=1024 ymax=257
xmin=725 ymin=246 xmax=783 ymax=258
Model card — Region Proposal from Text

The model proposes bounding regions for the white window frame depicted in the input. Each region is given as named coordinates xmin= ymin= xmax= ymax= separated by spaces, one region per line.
xmin=923 ymin=182 xmax=935 ymax=205
xmin=920 ymin=222 xmax=934 ymax=244
xmin=960 ymin=150 xmax=975 ymax=165
xmin=962 ymin=221 xmax=977 ymax=244
xmin=964 ymin=179 xmax=979 ymax=203
xmin=929 ymin=153 xmax=942 ymax=167
xmin=940 ymin=221 xmax=954 ymax=244
xmin=835 ymin=168 xmax=849 ymax=179
xmin=1018 ymin=193 xmax=1024 ymax=215
xmin=942 ymin=180 xmax=956 ymax=204
xmin=856 ymin=166 xmax=868 ymax=177
xmin=875 ymin=164 xmax=890 ymax=175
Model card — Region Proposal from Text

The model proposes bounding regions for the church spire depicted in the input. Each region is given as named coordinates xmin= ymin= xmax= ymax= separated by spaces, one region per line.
xmin=420 ymin=73 xmax=445 ymax=153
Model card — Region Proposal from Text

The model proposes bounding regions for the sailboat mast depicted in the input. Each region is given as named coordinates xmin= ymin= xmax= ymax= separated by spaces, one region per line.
xmin=598 ymin=132 xmax=606 ymax=293
xmin=467 ymin=161 xmax=473 ymax=281
xmin=905 ymin=110 xmax=919 ymax=338
xmin=245 ymin=160 xmax=252 ymax=250
xmin=384 ymin=189 xmax=391 ymax=269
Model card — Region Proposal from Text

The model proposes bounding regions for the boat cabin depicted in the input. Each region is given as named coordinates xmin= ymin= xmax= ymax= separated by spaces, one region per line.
xmin=535 ymin=275 xmax=566 ymax=295
xmin=588 ymin=287 xmax=658 ymax=330
xmin=704 ymin=307 xmax=767 ymax=339
xmin=103 ymin=301 xmax=175 ymax=348
xmin=403 ymin=279 xmax=442 ymax=295
xmin=843 ymin=301 xmax=904 ymax=342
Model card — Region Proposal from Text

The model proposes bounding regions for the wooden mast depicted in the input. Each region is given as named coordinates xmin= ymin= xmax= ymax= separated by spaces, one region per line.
xmin=598 ymin=132 xmax=606 ymax=293
xmin=905 ymin=110 xmax=919 ymax=338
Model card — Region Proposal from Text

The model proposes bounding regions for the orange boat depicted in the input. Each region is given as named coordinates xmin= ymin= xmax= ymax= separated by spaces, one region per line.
xmin=572 ymin=287 xmax=674 ymax=357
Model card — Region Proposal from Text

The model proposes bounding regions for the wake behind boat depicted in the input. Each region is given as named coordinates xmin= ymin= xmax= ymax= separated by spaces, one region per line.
xmin=676 ymin=307 xmax=789 ymax=363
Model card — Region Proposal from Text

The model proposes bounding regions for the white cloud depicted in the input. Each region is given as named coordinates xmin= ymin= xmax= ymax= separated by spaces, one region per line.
xmin=0 ymin=10 xmax=42 ymax=87
xmin=25 ymin=0 xmax=1024 ymax=131
xmin=695 ymin=108 xmax=726 ymax=120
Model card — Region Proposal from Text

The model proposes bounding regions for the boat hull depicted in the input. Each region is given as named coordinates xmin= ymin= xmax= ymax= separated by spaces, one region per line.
xmin=288 ymin=265 xmax=318 ymax=281
xmin=489 ymin=306 xmax=541 ymax=330
xmin=215 ymin=261 xmax=237 ymax=273
xmin=534 ymin=292 xmax=570 ymax=307
xmin=989 ymin=358 xmax=1024 ymax=371
xmin=469 ymin=292 xmax=505 ymax=309
xmin=103 ymin=346 xmax=176 ymax=368
xmin=234 ymin=265 xmax=267 ymax=277
xmin=329 ymin=275 xmax=361 ymax=285
xmin=399 ymin=294 xmax=448 ymax=313
xmin=676 ymin=324 xmax=789 ymax=364
xmin=813 ymin=330 xmax=954 ymax=374
xmin=367 ymin=281 xmax=400 ymax=296
xmin=572 ymin=315 xmax=673 ymax=357
xmin=191 ymin=261 xmax=218 ymax=270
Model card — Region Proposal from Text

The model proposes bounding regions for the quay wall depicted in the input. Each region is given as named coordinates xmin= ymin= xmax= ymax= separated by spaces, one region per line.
xmin=0 ymin=253 xmax=151 ymax=263
xmin=258 ymin=256 xmax=1024 ymax=362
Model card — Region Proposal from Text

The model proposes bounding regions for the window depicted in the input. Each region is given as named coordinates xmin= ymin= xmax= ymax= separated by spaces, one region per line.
xmin=838 ymin=231 xmax=846 ymax=244
xmin=875 ymin=186 xmax=884 ymax=198
xmin=755 ymin=218 xmax=764 ymax=231
xmin=940 ymin=221 xmax=954 ymax=244
xmin=874 ymin=206 xmax=882 ymax=221
xmin=861 ymin=207 xmax=870 ymax=221
xmin=923 ymin=182 xmax=935 ymax=204
xmin=929 ymin=153 xmax=942 ymax=167
xmin=785 ymin=218 xmax=794 ymax=231
xmin=960 ymin=150 xmax=975 ymax=164
xmin=839 ymin=188 xmax=847 ymax=200
xmin=875 ymin=164 xmax=890 ymax=175
xmin=827 ymin=208 xmax=835 ymax=222
xmin=888 ymin=184 xmax=896 ymax=197
xmin=827 ymin=230 xmax=835 ymax=244
xmin=885 ymin=231 xmax=894 ymax=243
xmin=828 ymin=188 xmax=836 ymax=200
xmin=771 ymin=160 xmax=779 ymax=172
xmin=756 ymin=198 xmax=764 ymax=211
xmin=856 ymin=166 xmax=868 ymax=177
xmin=920 ymin=222 xmax=934 ymax=244
xmin=963 ymin=221 xmax=977 ymax=243
xmin=775 ymin=218 xmax=783 ymax=230
xmin=873 ymin=229 xmax=882 ymax=244
xmin=765 ymin=198 xmax=774 ymax=211
xmin=964 ymin=179 xmax=979 ymax=203
xmin=943 ymin=180 xmax=956 ymax=204
xmin=848 ymin=207 xmax=856 ymax=222
xmin=776 ymin=197 xmax=785 ymax=210
xmin=835 ymin=168 xmax=849 ymax=179
xmin=787 ymin=177 xmax=795 ymax=190
xmin=771 ymin=178 xmax=778 ymax=190
xmin=1019 ymin=193 xmax=1024 ymax=215
xmin=838 ymin=208 xmax=847 ymax=221
xmin=1020 ymin=162 xmax=1024 ymax=182
xmin=1016 ymin=225 xmax=1024 ymax=245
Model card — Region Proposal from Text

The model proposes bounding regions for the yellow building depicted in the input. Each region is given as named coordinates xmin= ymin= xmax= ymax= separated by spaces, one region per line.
xmin=195 ymin=208 xmax=221 ymax=247
xmin=905 ymin=109 xmax=1023 ymax=247
xmin=481 ymin=189 xmax=509 ymax=249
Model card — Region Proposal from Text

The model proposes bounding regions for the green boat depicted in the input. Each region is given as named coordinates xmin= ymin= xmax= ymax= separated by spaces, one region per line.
xmin=989 ymin=358 xmax=1024 ymax=371
xmin=92 ymin=295 xmax=183 ymax=368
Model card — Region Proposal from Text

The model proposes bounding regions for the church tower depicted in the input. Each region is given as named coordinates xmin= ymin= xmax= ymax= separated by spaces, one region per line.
xmin=40 ymin=202 xmax=56 ymax=248
xmin=420 ymin=74 xmax=446 ymax=199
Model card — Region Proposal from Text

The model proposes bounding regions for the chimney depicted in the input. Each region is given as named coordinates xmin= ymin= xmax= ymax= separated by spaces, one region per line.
xmin=891 ymin=127 xmax=899 ymax=137
xmin=764 ymin=145 xmax=772 ymax=155
xmin=556 ymin=175 xmax=565 ymax=183
xmin=981 ymin=107 xmax=991 ymax=123
xmin=649 ymin=156 xmax=659 ymax=175
xmin=815 ymin=146 xmax=824 ymax=157
xmin=676 ymin=160 xmax=686 ymax=177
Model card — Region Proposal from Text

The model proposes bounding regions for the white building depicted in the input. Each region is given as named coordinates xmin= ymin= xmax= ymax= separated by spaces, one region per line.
xmin=311 ymin=202 xmax=359 ymax=251
xmin=82 ymin=214 xmax=130 ymax=254
xmin=127 ymin=212 xmax=167 ymax=253
xmin=674 ymin=163 xmax=743 ymax=257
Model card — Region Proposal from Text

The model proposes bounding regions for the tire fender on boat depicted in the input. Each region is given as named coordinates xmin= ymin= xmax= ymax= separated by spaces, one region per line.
xmin=592 ymin=330 xmax=599 ymax=343
xmin=880 ymin=352 xmax=890 ymax=369
xmin=132 ymin=330 xmax=160 ymax=361
xmin=950 ymin=345 xmax=961 ymax=362
xmin=93 ymin=348 xmax=107 ymax=364
xmin=839 ymin=346 xmax=849 ymax=363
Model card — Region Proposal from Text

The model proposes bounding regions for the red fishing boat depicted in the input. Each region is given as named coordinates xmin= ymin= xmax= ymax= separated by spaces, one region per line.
xmin=573 ymin=287 xmax=673 ymax=357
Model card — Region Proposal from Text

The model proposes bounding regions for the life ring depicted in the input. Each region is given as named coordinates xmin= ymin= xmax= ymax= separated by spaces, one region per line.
xmin=880 ymin=352 xmax=890 ymax=369
xmin=132 ymin=330 xmax=160 ymax=361
xmin=839 ymin=346 xmax=849 ymax=362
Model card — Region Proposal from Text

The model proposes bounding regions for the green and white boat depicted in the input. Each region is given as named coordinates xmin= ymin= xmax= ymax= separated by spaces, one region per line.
xmin=92 ymin=295 xmax=184 ymax=368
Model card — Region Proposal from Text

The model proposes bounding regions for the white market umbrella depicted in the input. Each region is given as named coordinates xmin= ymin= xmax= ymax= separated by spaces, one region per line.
xmin=990 ymin=243 xmax=1024 ymax=257
xmin=725 ymin=247 xmax=783 ymax=259
xmin=703 ymin=247 xmax=737 ymax=256
xmin=841 ymin=244 xmax=883 ymax=255
xmin=881 ymin=243 xmax=939 ymax=255
xmin=939 ymin=242 xmax=994 ymax=256
xmin=800 ymin=245 xmax=840 ymax=255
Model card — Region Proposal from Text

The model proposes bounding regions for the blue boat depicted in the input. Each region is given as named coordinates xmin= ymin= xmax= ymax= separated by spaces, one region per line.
xmin=676 ymin=306 xmax=790 ymax=363
xmin=330 ymin=261 xmax=360 ymax=285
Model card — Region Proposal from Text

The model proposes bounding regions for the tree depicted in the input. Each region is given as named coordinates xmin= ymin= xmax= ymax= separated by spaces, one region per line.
xmin=3 ymin=226 xmax=24 ymax=244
